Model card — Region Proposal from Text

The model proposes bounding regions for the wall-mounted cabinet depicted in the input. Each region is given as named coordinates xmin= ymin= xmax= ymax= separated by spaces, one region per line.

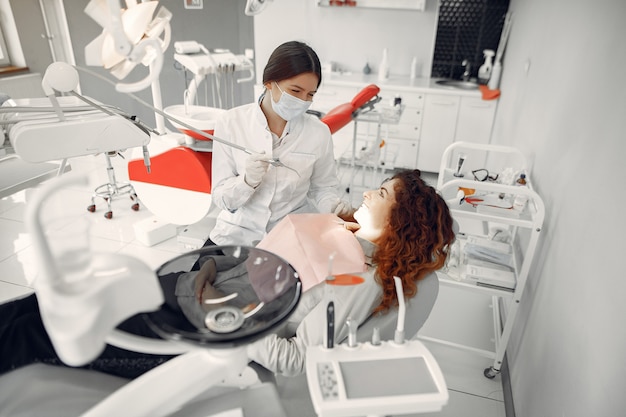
xmin=317 ymin=0 xmax=426 ymax=11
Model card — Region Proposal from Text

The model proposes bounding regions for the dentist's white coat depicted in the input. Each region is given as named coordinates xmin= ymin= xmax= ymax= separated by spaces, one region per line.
xmin=210 ymin=101 xmax=342 ymax=246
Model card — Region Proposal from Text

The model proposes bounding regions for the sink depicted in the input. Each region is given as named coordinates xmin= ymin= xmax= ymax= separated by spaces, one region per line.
xmin=435 ymin=79 xmax=479 ymax=90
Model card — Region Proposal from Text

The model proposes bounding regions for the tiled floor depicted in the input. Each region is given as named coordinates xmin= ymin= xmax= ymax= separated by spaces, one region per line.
xmin=0 ymin=153 xmax=507 ymax=417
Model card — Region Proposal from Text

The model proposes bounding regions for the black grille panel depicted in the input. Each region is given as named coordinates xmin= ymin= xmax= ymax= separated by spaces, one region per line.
xmin=432 ymin=0 xmax=510 ymax=79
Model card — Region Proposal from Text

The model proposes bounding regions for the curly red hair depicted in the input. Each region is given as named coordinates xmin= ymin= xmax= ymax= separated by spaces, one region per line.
xmin=371 ymin=170 xmax=455 ymax=314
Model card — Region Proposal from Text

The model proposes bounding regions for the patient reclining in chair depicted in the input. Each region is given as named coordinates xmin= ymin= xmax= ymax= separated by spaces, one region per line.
xmin=0 ymin=169 xmax=454 ymax=379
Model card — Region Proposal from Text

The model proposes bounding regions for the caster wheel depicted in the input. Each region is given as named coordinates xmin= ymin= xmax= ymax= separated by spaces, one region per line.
xmin=87 ymin=204 xmax=96 ymax=213
xmin=130 ymin=194 xmax=138 ymax=201
xmin=131 ymin=203 xmax=140 ymax=211
xmin=104 ymin=211 xmax=113 ymax=219
xmin=484 ymin=367 xmax=499 ymax=379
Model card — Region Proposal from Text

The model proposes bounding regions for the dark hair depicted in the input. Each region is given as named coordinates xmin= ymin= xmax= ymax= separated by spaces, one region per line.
xmin=262 ymin=41 xmax=322 ymax=88
xmin=372 ymin=170 xmax=455 ymax=314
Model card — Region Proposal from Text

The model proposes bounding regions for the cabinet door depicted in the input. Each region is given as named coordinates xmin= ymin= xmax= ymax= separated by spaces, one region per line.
xmin=454 ymin=97 xmax=497 ymax=171
xmin=384 ymin=137 xmax=418 ymax=169
xmin=455 ymin=97 xmax=497 ymax=144
xmin=418 ymin=94 xmax=460 ymax=173
xmin=309 ymin=85 xmax=360 ymax=159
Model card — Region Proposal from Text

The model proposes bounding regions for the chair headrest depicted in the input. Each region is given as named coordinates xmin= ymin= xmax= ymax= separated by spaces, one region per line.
xmin=351 ymin=84 xmax=380 ymax=108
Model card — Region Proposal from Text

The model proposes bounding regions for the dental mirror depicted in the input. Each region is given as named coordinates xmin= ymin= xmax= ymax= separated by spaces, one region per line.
xmin=142 ymin=245 xmax=301 ymax=348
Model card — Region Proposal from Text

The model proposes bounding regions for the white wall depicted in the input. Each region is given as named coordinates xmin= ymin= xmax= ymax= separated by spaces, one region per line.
xmin=252 ymin=0 xmax=438 ymax=84
xmin=491 ymin=0 xmax=626 ymax=415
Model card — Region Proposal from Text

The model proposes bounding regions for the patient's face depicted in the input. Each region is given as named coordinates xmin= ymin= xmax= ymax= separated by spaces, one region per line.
xmin=354 ymin=179 xmax=398 ymax=237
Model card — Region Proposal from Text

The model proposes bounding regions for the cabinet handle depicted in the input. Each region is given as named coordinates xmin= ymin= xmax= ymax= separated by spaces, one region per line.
xmin=466 ymin=103 xmax=493 ymax=109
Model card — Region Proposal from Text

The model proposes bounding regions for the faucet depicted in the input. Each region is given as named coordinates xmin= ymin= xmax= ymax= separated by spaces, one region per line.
xmin=461 ymin=59 xmax=471 ymax=81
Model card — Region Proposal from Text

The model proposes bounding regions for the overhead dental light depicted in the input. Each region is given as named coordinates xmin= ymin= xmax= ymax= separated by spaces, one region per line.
xmin=244 ymin=0 xmax=273 ymax=16
xmin=83 ymin=0 xmax=172 ymax=133
xmin=84 ymin=0 xmax=172 ymax=94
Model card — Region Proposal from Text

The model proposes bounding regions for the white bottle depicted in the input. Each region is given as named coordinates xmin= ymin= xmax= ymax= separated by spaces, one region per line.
xmin=409 ymin=56 xmax=418 ymax=79
xmin=513 ymin=172 xmax=528 ymax=211
xmin=378 ymin=48 xmax=389 ymax=81
xmin=478 ymin=49 xmax=495 ymax=85
xmin=488 ymin=61 xmax=502 ymax=90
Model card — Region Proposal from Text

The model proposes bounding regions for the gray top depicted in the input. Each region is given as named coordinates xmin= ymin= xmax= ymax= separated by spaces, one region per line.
xmin=246 ymin=237 xmax=381 ymax=376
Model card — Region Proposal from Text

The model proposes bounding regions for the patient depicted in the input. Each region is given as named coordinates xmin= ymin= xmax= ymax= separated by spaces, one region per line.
xmin=0 ymin=169 xmax=454 ymax=379
xmin=246 ymin=169 xmax=455 ymax=375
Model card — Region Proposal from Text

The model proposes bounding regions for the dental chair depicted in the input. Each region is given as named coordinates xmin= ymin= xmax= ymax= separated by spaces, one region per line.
xmin=0 ymin=271 xmax=439 ymax=417
xmin=3 ymin=94 xmax=151 ymax=218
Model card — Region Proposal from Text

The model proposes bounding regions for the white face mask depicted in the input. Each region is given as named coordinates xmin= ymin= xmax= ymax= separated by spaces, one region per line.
xmin=270 ymin=82 xmax=312 ymax=121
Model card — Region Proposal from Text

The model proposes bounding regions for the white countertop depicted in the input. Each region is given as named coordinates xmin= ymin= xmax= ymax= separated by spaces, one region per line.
xmin=321 ymin=72 xmax=483 ymax=97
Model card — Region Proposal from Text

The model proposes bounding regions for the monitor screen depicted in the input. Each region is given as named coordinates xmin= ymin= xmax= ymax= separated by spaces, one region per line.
xmin=339 ymin=357 xmax=438 ymax=398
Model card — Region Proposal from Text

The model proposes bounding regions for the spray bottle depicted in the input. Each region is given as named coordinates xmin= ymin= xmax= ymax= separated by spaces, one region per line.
xmin=478 ymin=49 xmax=495 ymax=85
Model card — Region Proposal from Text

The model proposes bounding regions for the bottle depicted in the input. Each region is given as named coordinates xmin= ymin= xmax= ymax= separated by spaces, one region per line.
xmin=409 ymin=56 xmax=418 ymax=79
xmin=513 ymin=172 xmax=528 ymax=211
xmin=378 ymin=48 xmax=389 ymax=81
xmin=488 ymin=61 xmax=502 ymax=90
xmin=478 ymin=49 xmax=495 ymax=85
xmin=363 ymin=62 xmax=371 ymax=75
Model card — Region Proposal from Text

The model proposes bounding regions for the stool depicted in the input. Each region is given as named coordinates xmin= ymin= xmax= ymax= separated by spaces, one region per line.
xmin=87 ymin=151 xmax=140 ymax=219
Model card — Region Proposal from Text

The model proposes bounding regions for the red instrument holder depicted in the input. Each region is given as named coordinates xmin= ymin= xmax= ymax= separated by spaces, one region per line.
xmin=128 ymin=146 xmax=212 ymax=194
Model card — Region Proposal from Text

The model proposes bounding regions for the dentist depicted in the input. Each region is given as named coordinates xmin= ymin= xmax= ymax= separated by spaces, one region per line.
xmin=209 ymin=41 xmax=352 ymax=246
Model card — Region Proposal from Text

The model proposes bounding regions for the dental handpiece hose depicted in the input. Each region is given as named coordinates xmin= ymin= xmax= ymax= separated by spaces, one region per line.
xmin=72 ymin=66 xmax=263 ymax=159
xmin=393 ymin=276 xmax=406 ymax=344
xmin=138 ymin=96 xmax=301 ymax=175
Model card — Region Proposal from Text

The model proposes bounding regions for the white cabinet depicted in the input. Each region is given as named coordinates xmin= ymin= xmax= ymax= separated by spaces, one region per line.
xmin=264 ymin=78 xmax=498 ymax=173
xmin=355 ymin=88 xmax=424 ymax=170
xmin=455 ymin=97 xmax=497 ymax=144
xmin=453 ymin=97 xmax=498 ymax=171
xmin=417 ymin=94 xmax=497 ymax=173
xmin=429 ymin=142 xmax=545 ymax=379
xmin=417 ymin=94 xmax=460 ymax=172
xmin=313 ymin=83 xmax=423 ymax=170
xmin=309 ymin=84 xmax=360 ymax=159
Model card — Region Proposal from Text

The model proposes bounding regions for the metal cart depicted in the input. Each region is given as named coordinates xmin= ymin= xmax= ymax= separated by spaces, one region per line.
xmin=338 ymin=104 xmax=404 ymax=194
xmin=423 ymin=142 xmax=545 ymax=378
